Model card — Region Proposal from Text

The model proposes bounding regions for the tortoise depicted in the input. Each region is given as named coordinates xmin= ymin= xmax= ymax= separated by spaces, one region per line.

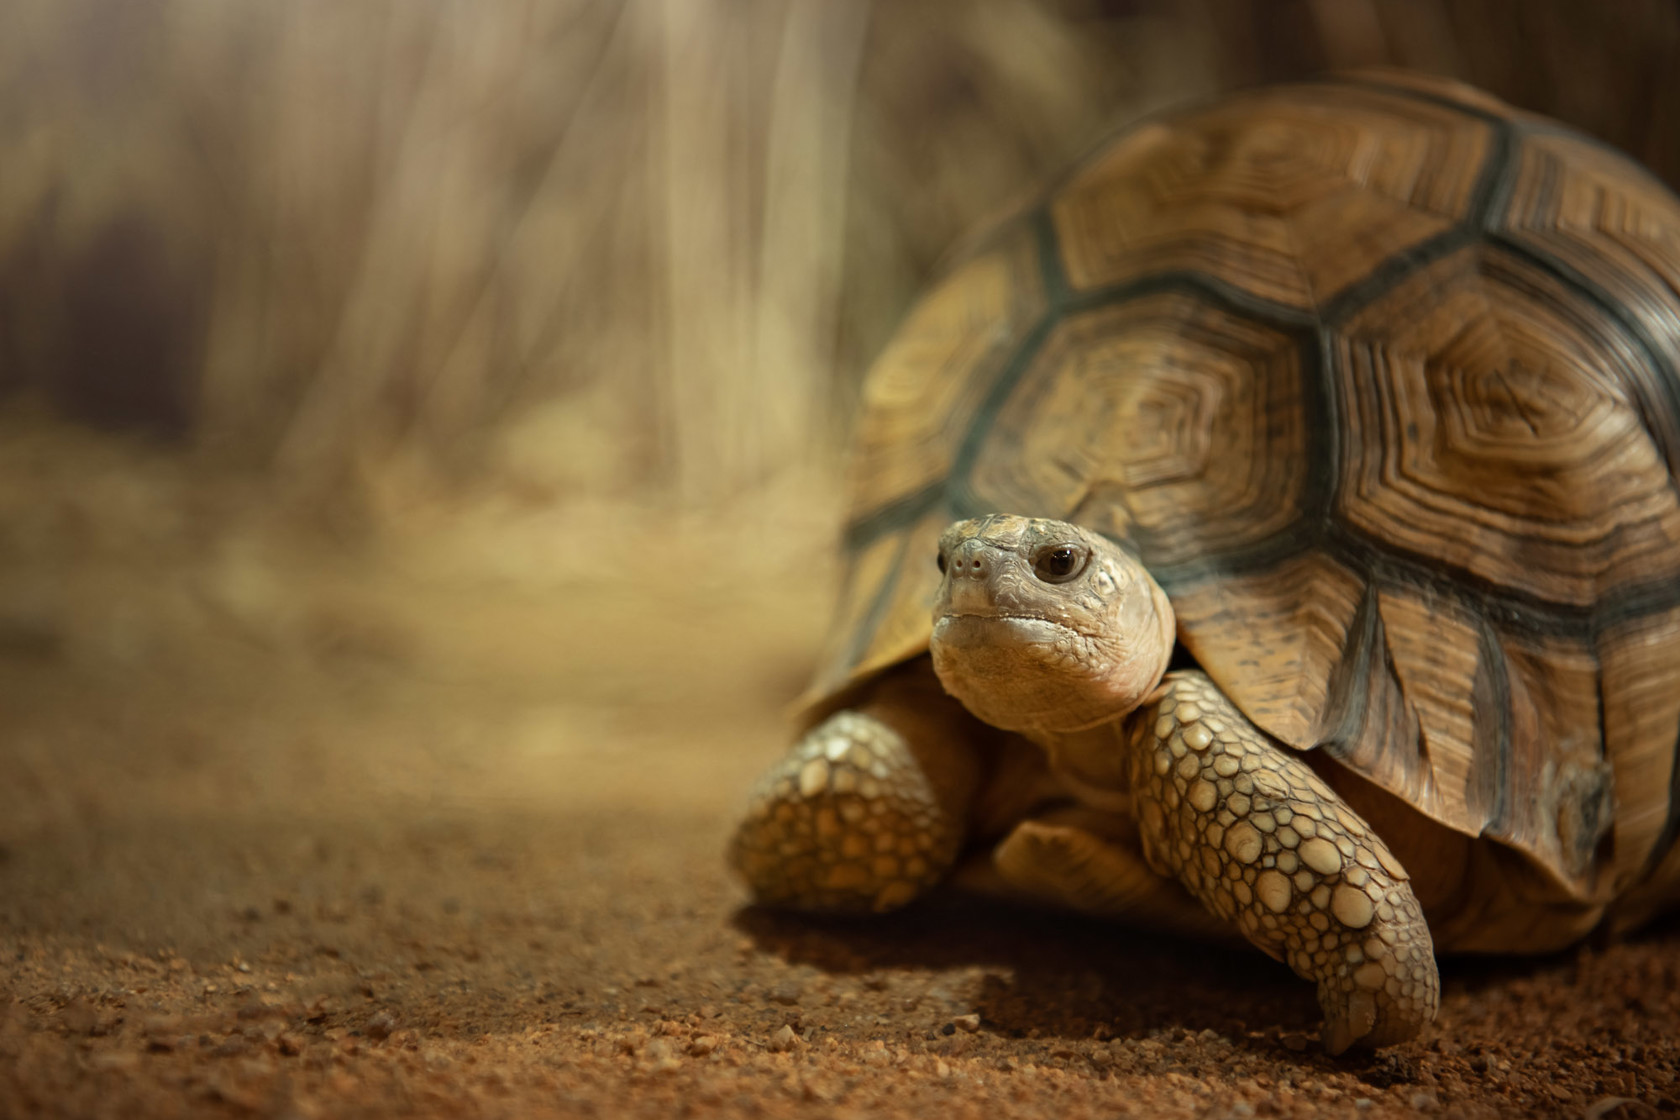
xmin=729 ymin=70 xmax=1680 ymax=1053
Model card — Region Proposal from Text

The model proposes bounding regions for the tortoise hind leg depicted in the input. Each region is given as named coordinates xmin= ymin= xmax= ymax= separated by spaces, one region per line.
xmin=729 ymin=663 xmax=983 ymax=913
xmin=1123 ymin=670 xmax=1439 ymax=1054
xmin=988 ymin=808 xmax=1237 ymax=941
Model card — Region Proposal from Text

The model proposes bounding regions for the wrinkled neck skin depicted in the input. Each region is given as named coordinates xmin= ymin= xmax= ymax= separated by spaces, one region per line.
xmin=928 ymin=515 xmax=1176 ymax=796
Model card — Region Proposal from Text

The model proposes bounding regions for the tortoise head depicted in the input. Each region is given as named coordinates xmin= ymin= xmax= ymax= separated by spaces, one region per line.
xmin=930 ymin=515 xmax=1175 ymax=737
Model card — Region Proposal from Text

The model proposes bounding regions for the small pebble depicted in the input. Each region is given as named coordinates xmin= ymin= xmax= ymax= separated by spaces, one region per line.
xmin=212 ymin=1035 xmax=251 ymax=1058
xmin=58 ymin=999 xmax=98 ymax=1036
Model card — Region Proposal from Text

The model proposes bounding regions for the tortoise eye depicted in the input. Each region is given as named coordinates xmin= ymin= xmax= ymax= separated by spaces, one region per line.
xmin=936 ymin=550 xmax=948 ymax=574
xmin=1033 ymin=544 xmax=1086 ymax=583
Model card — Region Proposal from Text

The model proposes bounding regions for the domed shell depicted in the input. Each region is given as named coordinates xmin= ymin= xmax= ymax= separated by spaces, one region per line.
xmin=816 ymin=72 xmax=1680 ymax=906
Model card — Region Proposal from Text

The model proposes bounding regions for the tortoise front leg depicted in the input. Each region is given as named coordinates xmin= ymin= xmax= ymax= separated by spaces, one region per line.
xmin=729 ymin=665 xmax=983 ymax=913
xmin=1122 ymin=670 xmax=1439 ymax=1053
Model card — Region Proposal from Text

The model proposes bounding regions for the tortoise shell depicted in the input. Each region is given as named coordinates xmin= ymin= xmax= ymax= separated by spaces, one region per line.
xmin=815 ymin=72 xmax=1680 ymax=909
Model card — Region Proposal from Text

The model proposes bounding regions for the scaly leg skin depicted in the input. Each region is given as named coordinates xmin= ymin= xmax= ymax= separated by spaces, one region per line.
xmin=729 ymin=668 xmax=982 ymax=913
xmin=1125 ymin=670 xmax=1439 ymax=1054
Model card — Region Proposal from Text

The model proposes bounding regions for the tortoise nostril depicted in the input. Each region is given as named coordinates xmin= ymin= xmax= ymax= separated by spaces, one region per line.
xmin=950 ymin=541 xmax=995 ymax=579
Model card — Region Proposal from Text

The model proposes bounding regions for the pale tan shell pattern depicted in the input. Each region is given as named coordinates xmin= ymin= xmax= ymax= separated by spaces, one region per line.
xmin=815 ymin=71 xmax=1680 ymax=925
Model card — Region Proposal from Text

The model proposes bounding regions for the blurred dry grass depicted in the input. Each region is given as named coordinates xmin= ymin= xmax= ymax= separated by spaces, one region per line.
xmin=0 ymin=0 xmax=1139 ymax=511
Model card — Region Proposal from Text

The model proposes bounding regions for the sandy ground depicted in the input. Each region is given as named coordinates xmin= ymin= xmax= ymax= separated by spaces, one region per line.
xmin=0 ymin=442 xmax=1677 ymax=1119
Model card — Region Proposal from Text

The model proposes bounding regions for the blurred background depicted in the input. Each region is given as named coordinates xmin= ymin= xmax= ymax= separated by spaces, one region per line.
xmin=2 ymin=0 xmax=1680 ymax=885
xmin=2 ymin=8 xmax=1680 ymax=1112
